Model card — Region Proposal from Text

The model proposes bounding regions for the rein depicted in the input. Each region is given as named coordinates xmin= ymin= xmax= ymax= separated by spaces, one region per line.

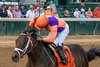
xmin=39 ymin=41 xmax=55 ymax=65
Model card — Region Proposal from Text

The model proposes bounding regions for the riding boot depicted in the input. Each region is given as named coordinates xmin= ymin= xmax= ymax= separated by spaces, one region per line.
xmin=56 ymin=45 xmax=67 ymax=64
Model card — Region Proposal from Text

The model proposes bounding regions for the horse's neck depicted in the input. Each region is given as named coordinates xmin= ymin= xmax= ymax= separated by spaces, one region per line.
xmin=27 ymin=44 xmax=56 ymax=67
xmin=27 ymin=45 xmax=43 ymax=63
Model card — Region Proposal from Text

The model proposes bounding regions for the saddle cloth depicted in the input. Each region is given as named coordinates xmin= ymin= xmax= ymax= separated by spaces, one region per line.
xmin=49 ymin=45 xmax=76 ymax=67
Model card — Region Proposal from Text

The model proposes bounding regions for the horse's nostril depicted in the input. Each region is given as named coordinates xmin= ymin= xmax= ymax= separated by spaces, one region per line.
xmin=12 ymin=54 xmax=18 ymax=58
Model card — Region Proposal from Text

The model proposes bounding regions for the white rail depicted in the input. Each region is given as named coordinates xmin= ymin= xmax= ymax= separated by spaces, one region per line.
xmin=0 ymin=18 xmax=100 ymax=22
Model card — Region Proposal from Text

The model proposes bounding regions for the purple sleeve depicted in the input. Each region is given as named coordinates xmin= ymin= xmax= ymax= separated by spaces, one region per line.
xmin=48 ymin=16 xmax=58 ymax=26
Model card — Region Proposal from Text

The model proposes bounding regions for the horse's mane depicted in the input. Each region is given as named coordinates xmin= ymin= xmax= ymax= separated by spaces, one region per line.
xmin=23 ymin=29 xmax=36 ymax=34
xmin=23 ymin=29 xmax=37 ymax=36
xmin=23 ymin=31 xmax=28 ymax=34
xmin=23 ymin=29 xmax=54 ymax=46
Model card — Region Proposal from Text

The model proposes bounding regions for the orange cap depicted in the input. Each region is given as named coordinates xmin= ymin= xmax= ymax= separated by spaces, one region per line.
xmin=35 ymin=16 xmax=48 ymax=29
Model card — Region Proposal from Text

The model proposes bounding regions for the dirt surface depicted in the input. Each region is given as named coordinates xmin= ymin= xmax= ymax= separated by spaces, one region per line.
xmin=0 ymin=35 xmax=100 ymax=67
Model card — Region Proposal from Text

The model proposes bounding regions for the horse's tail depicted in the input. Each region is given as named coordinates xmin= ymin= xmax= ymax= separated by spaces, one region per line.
xmin=87 ymin=47 xmax=100 ymax=62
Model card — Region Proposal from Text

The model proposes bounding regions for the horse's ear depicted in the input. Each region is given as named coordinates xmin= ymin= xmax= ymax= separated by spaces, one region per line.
xmin=27 ymin=32 xmax=33 ymax=36
xmin=23 ymin=29 xmax=37 ymax=36
xmin=29 ymin=29 xmax=37 ymax=33
xmin=27 ymin=29 xmax=37 ymax=36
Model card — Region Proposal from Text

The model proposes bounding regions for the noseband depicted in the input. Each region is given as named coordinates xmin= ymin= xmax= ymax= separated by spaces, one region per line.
xmin=14 ymin=33 xmax=34 ymax=58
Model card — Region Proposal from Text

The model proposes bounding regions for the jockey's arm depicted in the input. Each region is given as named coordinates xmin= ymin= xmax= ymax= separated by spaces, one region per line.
xmin=29 ymin=16 xmax=39 ymax=28
xmin=29 ymin=20 xmax=35 ymax=28
xmin=43 ymin=25 xmax=57 ymax=43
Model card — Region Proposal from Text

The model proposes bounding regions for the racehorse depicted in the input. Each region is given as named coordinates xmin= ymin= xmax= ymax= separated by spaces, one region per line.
xmin=12 ymin=29 xmax=100 ymax=67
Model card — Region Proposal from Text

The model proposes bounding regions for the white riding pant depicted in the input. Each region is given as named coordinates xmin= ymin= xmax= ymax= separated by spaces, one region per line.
xmin=47 ymin=24 xmax=69 ymax=46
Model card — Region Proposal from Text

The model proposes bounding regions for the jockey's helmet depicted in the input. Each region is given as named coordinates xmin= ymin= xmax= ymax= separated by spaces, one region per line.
xmin=35 ymin=16 xmax=48 ymax=29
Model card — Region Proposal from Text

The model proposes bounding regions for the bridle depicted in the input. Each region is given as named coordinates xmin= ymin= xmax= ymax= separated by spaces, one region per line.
xmin=14 ymin=32 xmax=55 ymax=65
xmin=14 ymin=33 xmax=35 ymax=59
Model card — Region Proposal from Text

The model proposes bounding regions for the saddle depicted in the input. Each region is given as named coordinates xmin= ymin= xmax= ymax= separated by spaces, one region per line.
xmin=48 ymin=44 xmax=76 ymax=67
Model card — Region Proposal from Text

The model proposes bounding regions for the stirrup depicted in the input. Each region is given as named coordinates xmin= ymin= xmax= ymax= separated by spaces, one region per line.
xmin=62 ymin=60 xmax=67 ymax=64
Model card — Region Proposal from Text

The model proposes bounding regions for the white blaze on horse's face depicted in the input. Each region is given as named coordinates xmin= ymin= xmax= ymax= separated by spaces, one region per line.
xmin=12 ymin=33 xmax=33 ymax=62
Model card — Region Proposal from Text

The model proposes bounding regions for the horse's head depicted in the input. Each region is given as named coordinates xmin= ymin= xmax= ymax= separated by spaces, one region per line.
xmin=12 ymin=29 xmax=37 ymax=62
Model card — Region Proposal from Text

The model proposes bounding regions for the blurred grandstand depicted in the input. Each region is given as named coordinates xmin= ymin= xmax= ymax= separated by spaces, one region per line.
xmin=0 ymin=0 xmax=99 ymax=35
xmin=0 ymin=0 xmax=99 ymax=17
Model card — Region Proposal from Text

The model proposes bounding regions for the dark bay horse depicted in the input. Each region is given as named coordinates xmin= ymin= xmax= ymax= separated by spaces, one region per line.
xmin=12 ymin=29 xmax=100 ymax=67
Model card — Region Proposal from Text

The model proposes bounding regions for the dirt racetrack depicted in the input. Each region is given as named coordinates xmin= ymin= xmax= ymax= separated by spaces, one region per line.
xmin=0 ymin=35 xmax=100 ymax=67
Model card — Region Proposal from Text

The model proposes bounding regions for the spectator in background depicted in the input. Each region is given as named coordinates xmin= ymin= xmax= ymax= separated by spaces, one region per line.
xmin=64 ymin=10 xmax=70 ymax=17
xmin=80 ymin=3 xmax=85 ymax=11
xmin=35 ymin=7 xmax=45 ymax=16
xmin=13 ymin=5 xmax=23 ymax=18
xmin=26 ymin=5 xmax=36 ymax=18
xmin=6 ymin=5 xmax=13 ymax=18
xmin=41 ymin=0 xmax=46 ymax=3
xmin=79 ymin=8 xmax=86 ymax=24
xmin=41 ymin=0 xmax=45 ymax=10
xmin=45 ymin=6 xmax=53 ymax=16
xmin=49 ymin=0 xmax=57 ymax=12
xmin=74 ymin=7 xmax=80 ymax=18
xmin=20 ymin=4 xmax=27 ymax=18
xmin=79 ymin=8 xmax=86 ymax=18
xmin=85 ymin=8 xmax=93 ymax=18
xmin=0 ymin=5 xmax=8 ymax=17
xmin=93 ymin=5 xmax=100 ymax=18
xmin=52 ymin=10 xmax=59 ymax=17
xmin=34 ymin=1 xmax=39 ymax=12
xmin=35 ymin=0 xmax=45 ymax=12
xmin=4 ymin=4 xmax=7 ymax=10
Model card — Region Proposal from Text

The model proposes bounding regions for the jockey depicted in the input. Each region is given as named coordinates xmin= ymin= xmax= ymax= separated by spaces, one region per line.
xmin=29 ymin=16 xmax=69 ymax=64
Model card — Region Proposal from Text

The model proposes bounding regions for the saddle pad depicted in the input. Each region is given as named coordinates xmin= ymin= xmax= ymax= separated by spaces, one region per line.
xmin=49 ymin=45 xmax=76 ymax=67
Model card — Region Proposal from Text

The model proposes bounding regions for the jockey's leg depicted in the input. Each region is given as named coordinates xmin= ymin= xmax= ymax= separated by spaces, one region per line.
xmin=54 ymin=24 xmax=69 ymax=46
xmin=56 ymin=44 xmax=67 ymax=64
xmin=54 ymin=24 xmax=69 ymax=64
